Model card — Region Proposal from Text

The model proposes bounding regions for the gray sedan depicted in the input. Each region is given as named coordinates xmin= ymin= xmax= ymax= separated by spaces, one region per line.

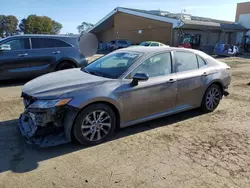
xmin=19 ymin=47 xmax=231 ymax=147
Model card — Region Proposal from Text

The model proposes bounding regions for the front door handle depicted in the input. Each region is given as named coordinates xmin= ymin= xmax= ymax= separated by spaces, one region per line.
xmin=167 ymin=79 xmax=176 ymax=83
xmin=202 ymin=72 xmax=209 ymax=76
xmin=52 ymin=51 xmax=60 ymax=54
xmin=18 ymin=53 xmax=28 ymax=57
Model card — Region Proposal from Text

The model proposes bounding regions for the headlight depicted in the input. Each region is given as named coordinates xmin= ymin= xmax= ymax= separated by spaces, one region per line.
xmin=28 ymin=98 xmax=72 ymax=109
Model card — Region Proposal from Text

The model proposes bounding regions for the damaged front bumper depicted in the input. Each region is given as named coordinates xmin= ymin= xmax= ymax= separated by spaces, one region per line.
xmin=18 ymin=106 xmax=79 ymax=147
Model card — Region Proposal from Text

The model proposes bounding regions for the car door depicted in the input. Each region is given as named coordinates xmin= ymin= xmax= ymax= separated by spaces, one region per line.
xmin=120 ymin=52 xmax=178 ymax=125
xmin=28 ymin=37 xmax=62 ymax=77
xmin=0 ymin=37 xmax=32 ymax=80
xmin=173 ymin=51 xmax=207 ymax=108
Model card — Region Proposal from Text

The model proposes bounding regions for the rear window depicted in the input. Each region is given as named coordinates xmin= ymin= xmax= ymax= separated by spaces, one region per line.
xmin=31 ymin=38 xmax=71 ymax=49
xmin=64 ymin=37 xmax=78 ymax=47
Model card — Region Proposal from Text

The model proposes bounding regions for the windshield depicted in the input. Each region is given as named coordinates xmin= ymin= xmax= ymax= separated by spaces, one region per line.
xmin=140 ymin=42 xmax=151 ymax=46
xmin=83 ymin=52 xmax=141 ymax=79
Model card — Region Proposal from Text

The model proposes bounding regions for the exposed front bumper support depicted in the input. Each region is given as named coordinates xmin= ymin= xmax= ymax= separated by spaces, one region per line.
xmin=19 ymin=113 xmax=69 ymax=147
xmin=18 ymin=106 xmax=79 ymax=147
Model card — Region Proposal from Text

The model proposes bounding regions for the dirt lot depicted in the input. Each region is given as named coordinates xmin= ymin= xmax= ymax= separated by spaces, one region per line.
xmin=0 ymin=55 xmax=250 ymax=188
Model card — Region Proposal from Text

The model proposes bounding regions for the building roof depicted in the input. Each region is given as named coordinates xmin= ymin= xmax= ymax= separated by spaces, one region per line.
xmin=180 ymin=19 xmax=246 ymax=31
xmin=220 ymin=23 xmax=246 ymax=30
xmin=88 ymin=7 xmax=180 ymax=33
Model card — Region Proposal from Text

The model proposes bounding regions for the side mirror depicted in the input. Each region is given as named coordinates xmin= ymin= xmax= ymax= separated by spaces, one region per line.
xmin=0 ymin=44 xmax=11 ymax=51
xmin=131 ymin=73 xmax=149 ymax=86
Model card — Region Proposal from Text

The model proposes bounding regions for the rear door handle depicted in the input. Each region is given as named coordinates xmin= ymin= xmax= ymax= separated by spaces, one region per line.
xmin=52 ymin=51 xmax=60 ymax=54
xmin=18 ymin=53 xmax=28 ymax=57
xmin=167 ymin=79 xmax=176 ymax=83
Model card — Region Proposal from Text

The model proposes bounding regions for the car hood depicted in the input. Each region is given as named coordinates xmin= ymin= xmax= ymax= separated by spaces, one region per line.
xmin=22 ymin=68 xmax=111 ymax=99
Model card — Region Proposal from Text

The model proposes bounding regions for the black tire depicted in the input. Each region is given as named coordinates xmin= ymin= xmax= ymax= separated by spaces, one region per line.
xmin=73 ymin=103 xmax=116 ymax=146
xmin=200 ymin=84 xmax=222 ymax=113
xmin=56 ymin=61 xmax=75 ymax=71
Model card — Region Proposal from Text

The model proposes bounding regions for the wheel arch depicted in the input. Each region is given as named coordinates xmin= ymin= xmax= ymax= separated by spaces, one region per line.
xmin=68 ymin=100 xmax=121 ymax=142
xmin=55 ymin=58 xmax=78 ymax=70
xmin=206 ymin=80 xmax=224 ymax=94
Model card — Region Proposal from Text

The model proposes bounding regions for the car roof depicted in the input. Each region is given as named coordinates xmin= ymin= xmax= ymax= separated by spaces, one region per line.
xmin=118 ymin=46 xmax=189 ymax=53
xmin=117 ymin=46 xmax=212 ymax=58
xmin=142 ymin=41 xmax=160 ymax=43
xmin=4 ymin=34 xmax=78 ymax=39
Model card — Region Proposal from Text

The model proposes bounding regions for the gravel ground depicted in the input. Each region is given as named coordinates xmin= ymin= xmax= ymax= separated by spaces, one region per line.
xmin=0 ymin=55 xmax=250 ymax=188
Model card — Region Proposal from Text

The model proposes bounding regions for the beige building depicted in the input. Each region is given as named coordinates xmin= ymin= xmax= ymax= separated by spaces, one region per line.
xmin=89 ymin=7 xmax=178 ymax=45
xmin=89 ymin=7 xmax=246 ymax=53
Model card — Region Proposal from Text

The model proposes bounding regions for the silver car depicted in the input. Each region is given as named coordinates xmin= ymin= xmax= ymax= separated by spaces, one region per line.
xmin=19 ymin=47 xmax=231 ymax=147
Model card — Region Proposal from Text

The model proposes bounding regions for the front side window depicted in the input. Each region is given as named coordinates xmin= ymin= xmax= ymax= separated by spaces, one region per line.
xmin=175 ymin=52 xmax=198 ymax=72
xmin=127 ymin=53 xmax=172 ymax=78
xmin=31 ymin=38 xmax=71 ymax=49
xmin=83 ymin=52 xmax=141 ymax=79
xmin=140 ymin=42 xmax=151 ymax=46
xmin=2 ymin=38 xmax=30 ymax=51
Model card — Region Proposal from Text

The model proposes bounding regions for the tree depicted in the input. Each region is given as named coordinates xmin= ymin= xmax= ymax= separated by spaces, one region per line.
xmin=51 ymin=21 xmax=62 ymax=34
xmin=0 ymin=15 xmax=6 ymax=37
xmin=19 ymin=15 xmax=62 ymax=34
xmin=0 ymin=15 xmax=18 ymax=37
xmin=5 ymin=16 xmax=18 ymax=36
xmin=77 ymin=22 xmax=93 ymax=35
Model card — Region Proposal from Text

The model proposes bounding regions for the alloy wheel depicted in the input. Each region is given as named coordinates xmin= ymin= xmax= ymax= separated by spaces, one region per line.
xmin=81 ymin=110 xmax=111 ymax=141
xmin=206 ymin=88 xmax=220 ymax=111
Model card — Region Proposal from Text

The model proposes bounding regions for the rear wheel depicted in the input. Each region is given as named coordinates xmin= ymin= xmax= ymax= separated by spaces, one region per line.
xmin=56 ymin=61 xmax=75 ymax=71
xmin=201 ymin=84 xmax=222 ymax=112
xmin=73 ymin=104 xmax=116 ymax=146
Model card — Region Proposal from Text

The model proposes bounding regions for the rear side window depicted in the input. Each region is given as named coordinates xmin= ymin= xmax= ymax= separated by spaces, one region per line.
xmin=175 ymin=52 xmax=198 ymax=72
xmin=2 ymin=38 xmax=30 ymax=50
xmin=197 ymin=55 xmax=206 ymax=68
xmin=31 ymin=38 xmax=71 ymax=49
xmin=151 ymin=43 xmax=159 ymax=46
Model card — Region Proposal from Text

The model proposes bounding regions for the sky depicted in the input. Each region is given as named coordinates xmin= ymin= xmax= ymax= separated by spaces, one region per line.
xmin=0 ymin=0 xmax=247 ymax=34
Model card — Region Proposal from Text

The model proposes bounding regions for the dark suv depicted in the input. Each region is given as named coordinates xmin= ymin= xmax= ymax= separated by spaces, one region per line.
xmin=107 ymin=39 xmax=131 ymax=51
xmin=0 ymin=35 xmax=88 ymax=80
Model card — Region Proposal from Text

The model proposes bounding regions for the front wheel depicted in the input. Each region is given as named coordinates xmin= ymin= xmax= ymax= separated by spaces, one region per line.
xmin=56 ymin=61 xmax=75 ymax=71
xmin=73 ymin=104 xmax=116 ymax=146
xmin=200 ymin=84 xmax=222 ymax=112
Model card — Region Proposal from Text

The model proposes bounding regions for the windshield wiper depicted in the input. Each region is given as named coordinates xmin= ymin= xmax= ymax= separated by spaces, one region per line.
xmin=82 ymin=67 xmax=100 ymax=76
xmin=81 ymin=67 xmax=110 ymax=78
xmin=89 ymin=71 xmax=102 ymax=77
